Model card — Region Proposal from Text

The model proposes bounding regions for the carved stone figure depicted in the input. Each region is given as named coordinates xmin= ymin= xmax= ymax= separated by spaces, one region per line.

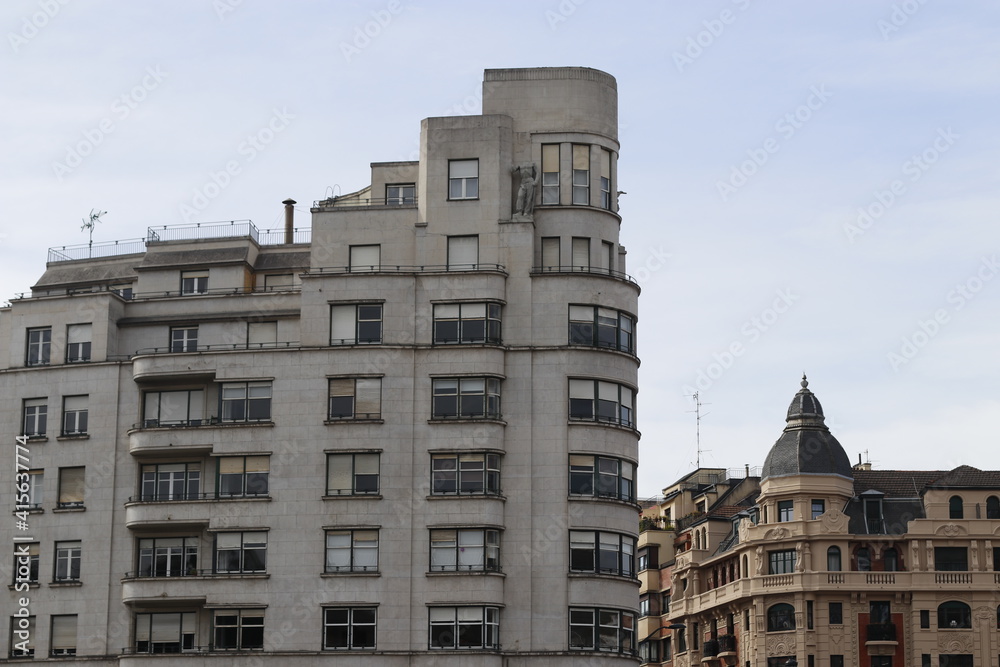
xmin=756 ymin=545 xmax=765 ymax=575
xmin=511 ymin=163 xmax=538 ymax=218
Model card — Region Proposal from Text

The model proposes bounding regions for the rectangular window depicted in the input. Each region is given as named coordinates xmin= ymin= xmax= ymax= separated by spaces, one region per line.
xmin=768 ymin=549 xmax=796 ymax=574
xmin=144 ymin=389 xmax=205 ymax=427
xmin=541 ymin=236 xmax=560 ymax=270
xmin=431 ymin=452 xmax=501 ymax=495
xmin=934 ymin=547 xmax=969 ymax=571
xmin=430 ymin=528 xmax=500 ymax=572
xmin=180 ymin=270 xmax=208 ymax=295
xmin=920 ymin=609 xmax=930 ymax=628
xmin=137 ymin=537 xmax=199 ymax=577
xmin=569 ymin=454 xmax=635 ymax=502
xmin=26 ymin=327 xmax=51 ymax=366
xmin=54 ymin=541 xmax=81 ymax=582
xmin=325 ymin=529 xmax=379 ymax=573
xmin=807 ymin=600 xmax=814 ymax=629
xmin=261 ymin=274 xmax=293 ymax=291
xmin=568 ymin=379 xmax=635 ymax=428
xmin=386 ymin=183 xmax=415 ymax=205
xmin=213 ymin=609 xmax=263 ymax=650
xmin=111 ymin=283 xmax=134 ymax=299
xmin=57 ymin=467 xmax=85 ymax=509
xmin=217 ymin=456 xmax=269 ymax=497
xmin=9 ymin=616 xmax=35 ymax=658
xmin=569 ymin=607 xmax=635 ymax=654
xmin=61 ymin=395 xmax=88 ymax=435
xmin=864 ymin=497 xmax=885 ymax=533
xmin=600 ymin=148 xmax=612 ymax=209
xmin=542 ymin=144 xmax=560 ymax=204
xmin=572 ymin=144 xmax=590 ymax=205
xmin=170 ymin=326 xmax=198 ymax=353
xmin=323 ymin=607 xmax=376 ymax=650
xmin=448 ymin=159 xmax=479 ymax=200
xmin=601 ymin=240 xmax=614 ymax=274
xmin=247 ymin=321 xmax=277 ymax=348
xmin=140 ymin=462 xmax=201 ymax=501
xmin=220 ymin=381 xmax=271 ymax=422
xmin=12 ymin=543 xmax=39 ymax=584
xmin=830 ymin=602 xmax=843 ymax=625
xmin=569 ymin=531 xmax=635 ymax=577
xmin=432 ymin=377 xmax=501 ymax=419
xmin=447 ymin=235 xmax=479 ymax=270
xmin=328 ymin=377 xmax=381 ymax=420
xmin=349 ymin=244 xmax=380 ymax=272
xmin=433 ymin=303 xmax=501 ymax=344
xmin=811 ymin=499 xmax=825 ymax=519
xmin=330 ymin=304 xmax=383 ymax=345
xmin=22 ymin=398 xmax=47 ymax=437
xmin=938 ymin=657 xmax=973 ymax=667
xmin=65 ymin=324 xmax=92 ymax=363
xmin=134 ymin=612 xmax=195 ymax=654
xmin=571 ymin=237 xmax=590 ymax=270
xmin=327 ymin=453 xmax=380 ymax=495
xmin=831 ymin=657 xmax=844 ymax=667
xmin=637 ymin=546 xmax=658 ymax=571
xmin=214 ymin=532 xmax=267 ymax=573
xmin=429 ymin=606 xmax=499 ymax=650
xmin=778 ymin=500 xmax=794 ymax=522
xmin=568 ymin=305 xmax=635 ymax=353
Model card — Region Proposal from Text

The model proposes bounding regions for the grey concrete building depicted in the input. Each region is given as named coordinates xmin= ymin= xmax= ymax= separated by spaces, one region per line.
xmin=1 ymin=67 xmax=640 ymax=665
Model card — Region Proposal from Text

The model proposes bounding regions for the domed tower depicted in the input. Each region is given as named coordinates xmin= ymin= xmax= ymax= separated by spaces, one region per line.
xmin=758 ymin=376 xmax=854 ymax=524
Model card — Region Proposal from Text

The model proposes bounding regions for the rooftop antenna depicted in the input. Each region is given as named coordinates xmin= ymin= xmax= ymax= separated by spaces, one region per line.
xmin=686 ymin=391 xmax=711 ymax=468
xmin=80 ymin=209 xmax=106 ymax=258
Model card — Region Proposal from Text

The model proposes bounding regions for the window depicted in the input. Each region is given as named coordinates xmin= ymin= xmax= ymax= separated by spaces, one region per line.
xmin=26 ymin=326 xmax=51 ymax=366
xmin=811 ymin=499 xmax=825 ymax=519
xmin=61 ymin=395 xmax=88 ymax=435
xmin=328 ymin=377 xmax=381 ymax=420
xmin=9 ymin=615 xmax=35 ymax=658
xmin=349 ymin=244 xmax=380 ymax=271
xmin=937 ymin=601 xmax=971 ymax=628
xmin=831 ymin=657 xmax=844 ymax=667
xmin=541 ymin=236 xmax=560 ymax=270
xmin=170 ymin=326 xmax=198 ymax=352
xmin=143 ymin=389 xmax=205 ymax=427
xmin=778 ymin=500 xmax=794 ymax=522
xmin=247 ymin=321 xmax=277 ymax=348
xmin=568 ymin=379 xmax=635 ymax=428
xmin=134 ymin=612 xmax=195 ymax=653
xmin=934 ymin=547 xmax=968 ymax=571
xmin=865 ymin=497 xmax=885 ymax=533
xmin=17 ymin=469 xmax=43 ymax=510
xmin=637 ymin=546 xmax=658 ymax=571
xmin=870 ymin=601 xmax=890 ymax=625
xmin=54 ymin=541 xmax=81 ymax=582
xmin=325 ymin=529 xmax=378 ymax=573
xmin=12 ymin=543 xmax=39 ymax=585
xmin=431 ymin=452 xmax=500 ymax=495
xmin=448 ymin=159 xmax=478 ymax=200
xmin=138 ymin=537 xmax=199 ymax=577
xmin=220 ymin=381 xmax=271 ymax=422
xmin=330 ymin=304 xmax=383 ymax=345
xmin=57 ymin=467 xmax=85 ymax=509
xmin=261 ymin=274 xmax=293 ymax=291
xmin=569 ymin=454 xmax=635 ymax=502
xmin=827 ymin=546 xmax=842 ymax=571
xmin=987 ymin=496 xmax=1000 ymax=519
xmin=323 ymin=607 xmax=376 ymax=650
xmin=601 ymin=240 xmax=614 ymax=274
xmin=180 ymin=270 xmax=208 ymax=294
xmin=22 ymin=398 xmax=47 ymax=437
xmin=939 ymin=657 xmax=973 ymax=667
xmin=429 ymin=606 xmax=499 ymax=650
xmin=433 ymin=303 xmax=501 ymax=344
xmin=949 ymin=495 xmax=964 ymax=519
xmin=572 ymin=144 xmax=590 ymax=205
xmin=327 ymin=453 xmax=380 ymax=495
xmin=767 ymin=603 xmax=795 ymax=631
xmin=571 ymin=237 xmax=590 ymax=270
xmin=600 ymin=148 xmax=612 ymax=209
xmin=919 ymin=609 xmax=931 ymax=628
xmin=430 ymin=528 xmax=500 ymax=572
xmin=638 ymin=594 xmax=655 ymax=618
xmin=568 ymin=305 xmax=635 ymax=353
xmin=140 ymin=463 xmax=201 ymax=501
xmin=570 ymin=531 xmax=635 ymax=577
xmin=829 ymin=602 xmax=843 ymax=625
xmin=111 ymin=283 xmax=134 ymax=299
xmin=447 ymin=235 xmax=479 ymax=270
xmin=541 ymin=144 xmax=560 ymax=204
xmin=856 ymin=547 xmax=872 ymax=571
xmin=386 ymin=183 xmax=414 ymax=205
xmin=883 ymin=547 xmax=899 ymax=571
xmin=213 ymin=609 xmax=263 ymax=650
xmin=214 ymin=532 xmax=267 ymax=573
xmin=65 ymin=324 xmax=91 ymax=362
xmin=807 ymin=600 xmax=814 ymax=629
xmin=432 ymin=377 xmax=501 ymax=419
xmin=768 ymin=550 xmax=796 ymax=575
xmin=50 ymin=614 xmax=77 ymax=656
xmin=569 ymin=607 xmax=635 ymax=654
xmin=217 ymin=456 xmax=269 ymax=497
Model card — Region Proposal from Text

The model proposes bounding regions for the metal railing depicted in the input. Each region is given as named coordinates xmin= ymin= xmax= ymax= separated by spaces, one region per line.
xmin=313 ymin=196 xmax=418 ymax=208
xmin=702 ymin=638 xmax=720 ymax=657
xmin=47 ymin=238 xmax=146 ymax=263
xmin=531 ymin=265 xmax=639 ymax=286
xmin=133 ymin=341 xmax=300 ymax=356
xmin=307 ymin=263 xmax=507 ymax=275
xmin=866 ymin=623 xmax=897 ymax=641
xmin=718 ymin=634 xmax=736 ymax=653
xmin=147 ymin=220 xmax=257 ymax=243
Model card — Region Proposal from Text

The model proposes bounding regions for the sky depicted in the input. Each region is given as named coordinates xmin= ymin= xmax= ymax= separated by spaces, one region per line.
xmin=2 ymin=1 xmax=999 ymax=497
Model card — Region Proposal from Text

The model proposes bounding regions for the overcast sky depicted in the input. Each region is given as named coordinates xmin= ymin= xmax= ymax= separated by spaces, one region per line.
xmin=3 ymin=1 xmax=998 ymax=497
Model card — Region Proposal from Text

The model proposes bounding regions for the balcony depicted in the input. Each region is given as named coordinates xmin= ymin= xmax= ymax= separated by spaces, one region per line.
xmin=718 ymin=633 xmax=737 ymax=659
xmin=865 ymin=623 xmax=898 ymax=656
xmin=121 ymin=571 xmax=268 ymax=605
xmin=125 ymin=496 xmax=270 ymax=529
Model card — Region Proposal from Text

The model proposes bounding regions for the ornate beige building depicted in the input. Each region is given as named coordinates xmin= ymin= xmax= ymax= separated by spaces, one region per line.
xmin=639 ymin=378 xmax=1000 ymax=667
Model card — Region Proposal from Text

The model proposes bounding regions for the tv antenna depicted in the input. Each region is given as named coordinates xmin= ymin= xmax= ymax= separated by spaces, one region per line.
xmin=81 ymin=209 xmax=106 ymax=258
xmin=686 ymin=391 xmax=711 ymax=468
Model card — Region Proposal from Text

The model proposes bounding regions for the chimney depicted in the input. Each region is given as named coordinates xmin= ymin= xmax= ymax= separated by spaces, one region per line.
xmin=282 ymin=199 xmax=296 ymax=244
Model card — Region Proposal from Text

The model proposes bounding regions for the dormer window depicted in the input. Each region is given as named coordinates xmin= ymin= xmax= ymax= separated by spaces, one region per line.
xmin=862 ymin=493 xmax=884 ymax=533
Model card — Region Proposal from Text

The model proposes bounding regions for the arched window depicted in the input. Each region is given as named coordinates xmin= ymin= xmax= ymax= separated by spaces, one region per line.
xmin=767 ymin=603 xmax=795 ymax=632
xmin=856 ymin=547 xmax=871 ymax=572
xmin=827 ymin=546 xmax=842 ymax=571
xmin=694 ymin=531 xmax=701 ymax=550
xmin=937 ymin=601 xmax=971 ymax=628
xmin=883 ymin=547 xmax=899 ymax=572
xmin=986 ymin=496 xmax=1000 ymax=519
xmin=949 ymin=495 xmax=964 ymax=519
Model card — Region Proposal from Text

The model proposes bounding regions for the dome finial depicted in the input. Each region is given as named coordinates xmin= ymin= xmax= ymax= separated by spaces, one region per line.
xmin=801 ymin=373 xmax=808 ymax=389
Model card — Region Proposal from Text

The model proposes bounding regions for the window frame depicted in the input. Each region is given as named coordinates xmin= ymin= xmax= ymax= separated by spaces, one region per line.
xmin=137 ymin=536 xmax=199 ymax=578
xmin=328 ymin=377 xmax=382 ymax=420
xmin=568 ymin=304 xmax=635 ymax=354
xmin=446 ymin=235 xmax=479 ymax=270
xmin=777 ymin=500 xmax=794 ymax=522
xmin=541 ymin=144 xmax=560 ymax=205
xmin=25 ymin=326 xmax=51 ymax=366
xmin=21 ymin=398 xmax=47 ymax=437
xmin=948 ymin=495 xmax=964 ymax=519
xmin=431 ymin=377 xmax=502 ymax=420
xmin=827 ymin=546 xmax=842 ymax=572
xmin=169 ymin=325 xmax=199 ymax=353
xmin=9 ymin=615 xmax=35 ymax=658
xmin=180 ymin=270 xmax=209 ymax=295
xmin=323 ymin=606 xmax=377 ymax=651
xmin=572 ymin=144 xmax=590 ymax=205
xmin=811 ymin=499 xmax=825 ymax=519
xmin=600 ymin=148 xmax=612 ymax=209
xmin=428 ymin=606 xmax=499 ymax=650
xmin=54 ymin=540 xmax=82 ymax=582
xmin=568 ymin=379 xmax=635 ymax=428
xmin=57 ymin=466 xmax=85 ymax=509
xmin=216 ymin=455 xmax=269 ymax=498
xmin=219 ymin=381 xmax=272 ymax=423
xmin=326 ymin=453 xmax=380 ymax=496
xmin=134 ymin=611 xmax=196 ymax=654
xmin=568 ymin=607 xmax=635 ymax=654
xmin=429 ymin=528 xmax=500 ymax=572
xmin=937 ymin=601 xmax=972 ymax=629
xmin=569 ymin=530 xmax=636 ymax=578
xmin=766 ymin=603 xmax=795 ymax=632
xmin=431 ymin=452 xmax=501 ymax=496
xmin=934 ymin=546 xmax=968 ymax=572
xmin=143 ymin=389 xmax=205 ymax=427
xmin=829 ymin=602 xmax=843 ymax=625
xmin=325 ymin=529 xmax=379 ymax=573
xmin=61 ymin=395 xmax=88 ymax=436
xmin=212 ymin=609 xmax=264 ymax=651
xmin=214 ymin=531 xmax=267 ymax=574
xmin=65 ymin=324 xmax=92 ymax=363
xmin=49 ymin=614 xmax=77 ymax=657
xmin=768 ymin=549 xmax=796 ymax=575
xmin=432 ymin=302 xmax=502 ymax=345
xmin=385 ymin=183 xmax=415 ymax=206
xmin=12 ymin=542 xmax=39 ymax=585
xmin=568 ymin=454 xmax=635 ymax=502
xmin=330 ymin=303 xmax=383 ymax=345
xmin=140 ymin=462 xmax=201 ymax=501
xmin=349 ymin=244 xmax=381 ymax=272
xmin=447 ymin=159 xmax=479 ymax=201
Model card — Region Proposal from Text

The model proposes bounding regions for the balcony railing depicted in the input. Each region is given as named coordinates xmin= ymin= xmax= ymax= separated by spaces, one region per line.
xmin=313 ymin=195 xmax=418 ymax=208
xmin=531 ymin=265 xmax=639 ymax=286
xmin=47 ymin=238 xmax=146 ymax=263
xmin=133 ymin=341 xmax=300 ymax=356
xmin=866 ymin=623 xmax=897 ymax=642
xmin=718 ymin=634 xmax=736 ymax=654
xmin=702 ymin=638 xmax=720 ymax=657
xmin=307 ymin=263 xmax=507 ymax=275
